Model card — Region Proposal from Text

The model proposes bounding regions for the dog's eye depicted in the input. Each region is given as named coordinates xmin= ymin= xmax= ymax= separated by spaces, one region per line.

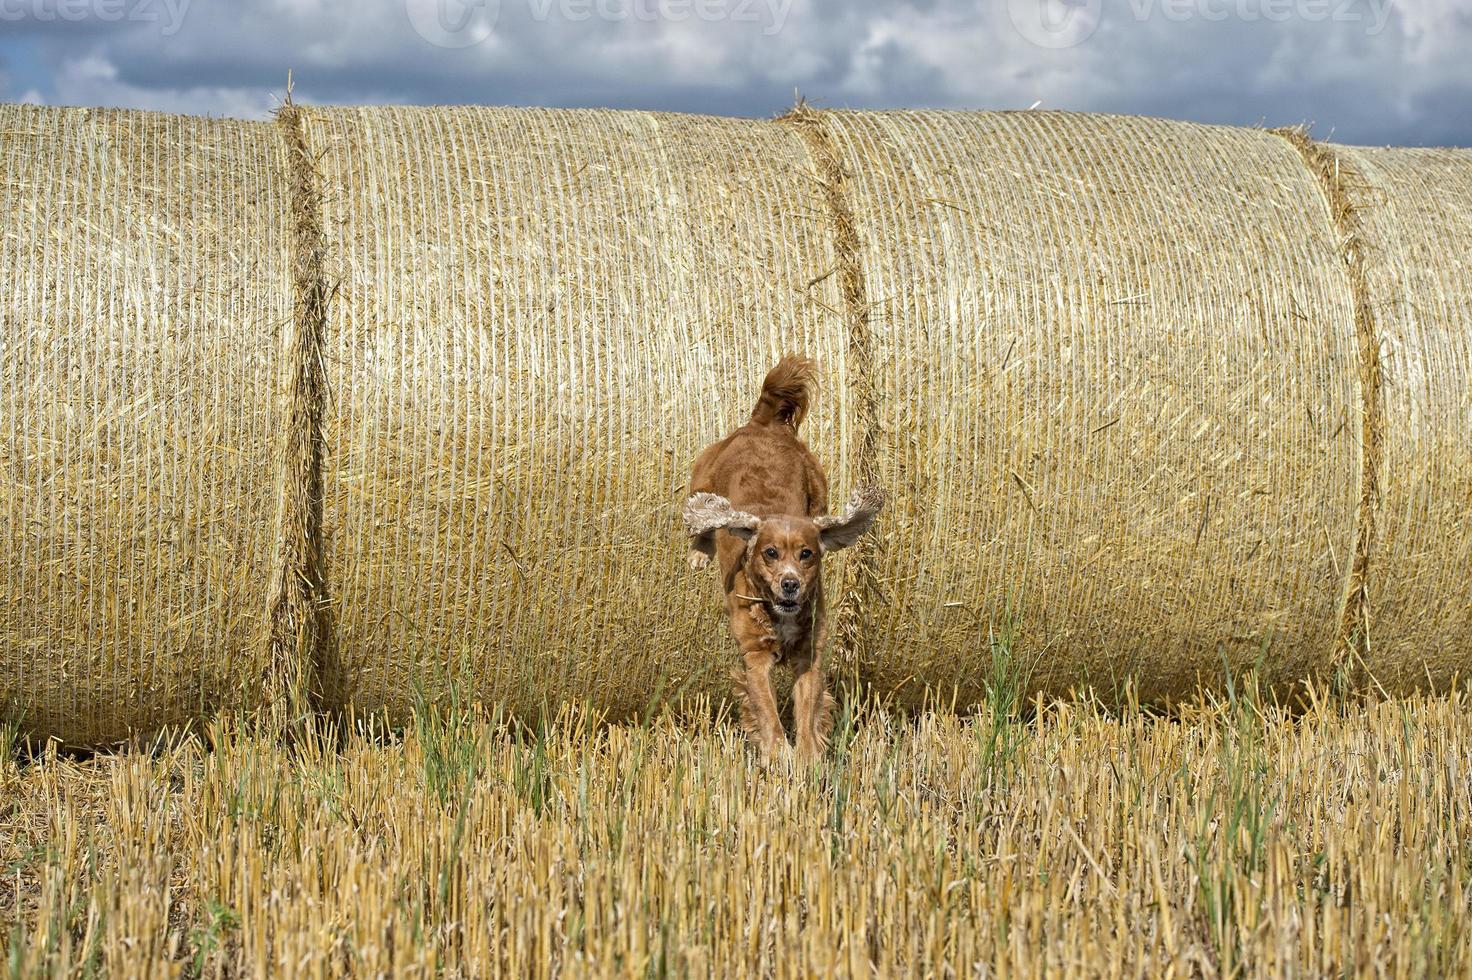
xmin=763 ymin=547 xmax=779 ymax=560
xmin=800 ymin=549 xmax=814 ymax=560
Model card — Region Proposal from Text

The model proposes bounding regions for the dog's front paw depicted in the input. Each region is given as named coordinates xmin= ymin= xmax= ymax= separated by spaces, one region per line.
xmin=688 ymin=549 xmax=711 ymax=571
xmin=754 ymin=737 xmax=794 ymax=770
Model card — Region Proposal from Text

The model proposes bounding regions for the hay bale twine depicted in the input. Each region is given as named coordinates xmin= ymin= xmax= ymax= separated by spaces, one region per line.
xmin=0 ymin=105 xmax=291 ymax=745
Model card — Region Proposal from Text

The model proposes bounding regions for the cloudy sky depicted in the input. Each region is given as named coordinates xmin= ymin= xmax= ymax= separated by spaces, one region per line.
xmin=0 ymin=0 xmax=1468 ymax=146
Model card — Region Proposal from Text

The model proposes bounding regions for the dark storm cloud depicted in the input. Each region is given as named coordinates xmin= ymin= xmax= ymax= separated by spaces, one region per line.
xmin=1 ymin=0 xmax=1468 ymax=146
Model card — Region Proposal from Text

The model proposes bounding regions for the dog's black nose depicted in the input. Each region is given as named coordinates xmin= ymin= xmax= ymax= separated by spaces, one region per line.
xmin=781 ymin=577 xmax=800 ymax=596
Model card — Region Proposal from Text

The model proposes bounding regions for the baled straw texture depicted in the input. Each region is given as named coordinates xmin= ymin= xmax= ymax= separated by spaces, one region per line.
xmin=3 ymin=102 xmax=1471 ymax=745
xmin=811 ymin=110 xmax=1363 ymax=703
xmin=0 ymin=105 xmax=292 ymax=745
xmin=1331 ymin=145 xmax=1472 ymax=689
xmin=296 ymin=106 xmax=848 ymax=720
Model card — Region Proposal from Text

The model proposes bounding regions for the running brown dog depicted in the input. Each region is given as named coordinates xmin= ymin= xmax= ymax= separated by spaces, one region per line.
xmin=683 ymin=356 xmax=883 ymax=763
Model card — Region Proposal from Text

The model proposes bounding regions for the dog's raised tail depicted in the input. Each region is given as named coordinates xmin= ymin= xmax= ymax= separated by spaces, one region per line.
xmin=750 ymin=355 xmax=817 ymax=429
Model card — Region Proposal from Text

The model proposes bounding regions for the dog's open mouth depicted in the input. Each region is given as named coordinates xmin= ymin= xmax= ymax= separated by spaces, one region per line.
xmin=773 ymin=599 xmax=801 ymax=615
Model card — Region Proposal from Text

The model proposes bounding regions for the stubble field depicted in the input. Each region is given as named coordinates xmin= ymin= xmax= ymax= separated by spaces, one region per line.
xmin=3 ymin=670 xmax=1470 ymax=978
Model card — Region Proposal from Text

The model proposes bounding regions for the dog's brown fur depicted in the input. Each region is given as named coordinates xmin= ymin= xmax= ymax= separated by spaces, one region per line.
xmin=684 ymin=356 xmax=883 ymax=763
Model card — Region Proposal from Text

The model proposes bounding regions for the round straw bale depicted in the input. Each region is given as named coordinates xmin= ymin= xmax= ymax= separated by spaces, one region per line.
xmin=0 ymin=105 xmax=291 ymax=745
xmin=813 ymin=110 xmax=1363 ymax=704
xmin=296 ymin=106 xmax=848 ymax=720
xmin=6 ymin=102 xmax=1471 ymax=744
xmin=1333 ymin=145 xmax=1472 ymax=690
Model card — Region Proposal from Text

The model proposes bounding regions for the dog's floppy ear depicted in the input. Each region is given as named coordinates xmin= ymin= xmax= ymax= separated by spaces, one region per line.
xmin=683 ymin=492 xmax=761 ymax=546
xmin=815 ymin=485 xmax=885 ymax=552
